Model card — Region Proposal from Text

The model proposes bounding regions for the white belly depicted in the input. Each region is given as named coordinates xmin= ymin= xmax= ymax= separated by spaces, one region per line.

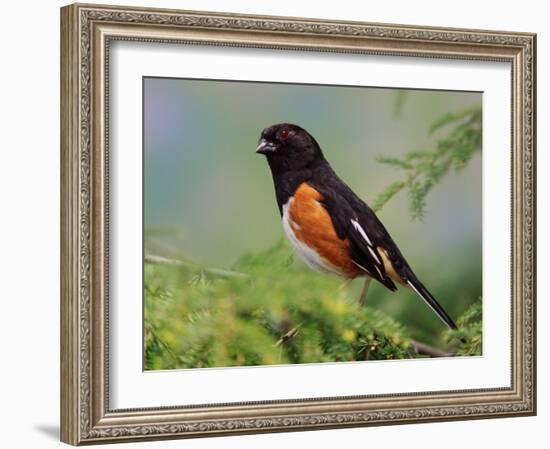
xmin=281 ymin=199 xmax=343 ymax=276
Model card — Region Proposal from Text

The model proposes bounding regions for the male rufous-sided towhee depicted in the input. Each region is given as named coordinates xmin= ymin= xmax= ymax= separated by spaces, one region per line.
xmin=256 ymin=123 xmax=458 ymax=331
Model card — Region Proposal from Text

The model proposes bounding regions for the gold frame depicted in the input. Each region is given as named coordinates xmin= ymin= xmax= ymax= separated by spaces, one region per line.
xmin=60 ymin=3 xmax=537 ymax=445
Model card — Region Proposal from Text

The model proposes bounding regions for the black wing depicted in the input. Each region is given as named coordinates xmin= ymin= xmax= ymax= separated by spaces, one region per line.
xmin=310 ymin=167 xmax=459 ymax=331
xmin=310 ymin=173 xmax=398 ymax=291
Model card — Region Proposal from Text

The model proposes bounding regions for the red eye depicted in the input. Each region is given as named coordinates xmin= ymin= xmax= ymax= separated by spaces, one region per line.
xmin=280 ymin=129 xmax=289 ymax=140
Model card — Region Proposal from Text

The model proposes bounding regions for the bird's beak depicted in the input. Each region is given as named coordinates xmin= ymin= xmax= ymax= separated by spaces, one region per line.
xmin=256 ymin=139 xmax=276 ymax=155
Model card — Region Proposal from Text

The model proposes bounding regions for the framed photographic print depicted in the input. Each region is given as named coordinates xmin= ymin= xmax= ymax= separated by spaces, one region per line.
xmin=60 ymin=3 xmax=537 ymax=445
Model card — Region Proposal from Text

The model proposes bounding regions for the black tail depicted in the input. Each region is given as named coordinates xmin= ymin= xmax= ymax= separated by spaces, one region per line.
xmin=405 ymin=271 xmax=458 ymax=331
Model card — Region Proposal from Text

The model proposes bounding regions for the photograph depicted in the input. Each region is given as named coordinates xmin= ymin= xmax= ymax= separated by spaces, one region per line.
xmin=143 ymin=77 xmax=483 ymax=370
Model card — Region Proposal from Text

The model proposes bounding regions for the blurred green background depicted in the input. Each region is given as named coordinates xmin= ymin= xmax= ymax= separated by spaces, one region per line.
xmin=144 ymin=77 xmax=482 ymax=370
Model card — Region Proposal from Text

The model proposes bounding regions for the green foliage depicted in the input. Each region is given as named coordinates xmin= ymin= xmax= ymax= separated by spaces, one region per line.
xmin=372 ymin=181 xmax=406 ymax=212
xmin=373 ymin=107 xmax=482 ymax=219
xmin=444 ymin=299 xmax=482 ymax=356
xmin=144 ymin=240 xmax=421 ymax=370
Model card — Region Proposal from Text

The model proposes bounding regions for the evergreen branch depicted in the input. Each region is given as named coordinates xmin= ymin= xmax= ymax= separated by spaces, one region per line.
xmin=429 ymin=106 xmax=480 ymax=135
xmin=373 ymin=106 xmax=481 ymax=218
xmin=375 ymin=156 xmax=413 ymax=169
xmin=444 ymin=299 xmax=482 ymax=356
xmin=144 ymin=253 xmax=248 ymax=279
xmin=372 ymin=181 xmax=406 ymax=212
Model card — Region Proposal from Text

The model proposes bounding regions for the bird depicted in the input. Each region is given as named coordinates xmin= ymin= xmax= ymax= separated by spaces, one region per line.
xmin=256 ymin=122 xmax=459 ymax=332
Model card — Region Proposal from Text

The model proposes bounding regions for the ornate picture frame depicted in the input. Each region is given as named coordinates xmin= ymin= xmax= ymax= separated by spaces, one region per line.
xmin=60 ymin=3 xmax=536 ymax=445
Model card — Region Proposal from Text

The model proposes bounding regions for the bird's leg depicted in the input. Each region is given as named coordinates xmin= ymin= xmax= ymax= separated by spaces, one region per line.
xmin=358 ymin=277 xmax=372 ymax=306
xmin=338 ymin=277 xmax=354 ymax=291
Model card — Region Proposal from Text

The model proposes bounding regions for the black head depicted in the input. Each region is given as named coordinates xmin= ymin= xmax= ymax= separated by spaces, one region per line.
xmin=256 ymin=123 xmax=325 ymax=172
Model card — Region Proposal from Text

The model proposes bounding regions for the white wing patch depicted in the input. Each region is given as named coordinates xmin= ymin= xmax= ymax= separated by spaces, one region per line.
xmin=351 ymin=219 xmax=372 ymax=244
xmin=282 ymin=199 xmax=343 ymax=276
xmin=350 ymin=219 xmax=381 ymax=265
xmin=368 ymin=247 xmax=381 ymax=265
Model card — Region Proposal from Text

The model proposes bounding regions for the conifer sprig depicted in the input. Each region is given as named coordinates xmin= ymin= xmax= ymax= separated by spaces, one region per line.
xmin=373 ymin=107 xmax=482 ymax=219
